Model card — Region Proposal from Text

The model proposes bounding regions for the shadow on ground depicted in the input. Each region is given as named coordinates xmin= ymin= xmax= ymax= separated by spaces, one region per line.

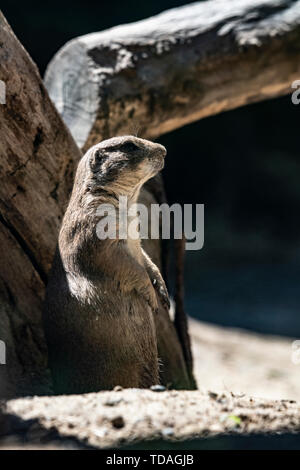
xmin=122 ymin=434 xmax=300 ymax=450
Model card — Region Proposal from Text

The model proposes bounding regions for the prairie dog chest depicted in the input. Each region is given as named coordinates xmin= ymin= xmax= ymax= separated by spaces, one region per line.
xmin=125 ymin=237 xmax=143 ymax=264
xmin=124 ymin=206 xmax=143 ymax=264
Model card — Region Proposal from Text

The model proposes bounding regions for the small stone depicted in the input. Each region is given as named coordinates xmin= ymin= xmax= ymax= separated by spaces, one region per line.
xmin=150 ymin=385 xmax=166 ymax=392
xmin=113 ymin=385 xmax=123 ymax=392
xmin=104 ymin=397 xmax=123 ymax=406
xmin=93 ymin=427 xmax=108 ymax=438
xmin=161 ymin=427 xmax=174 ymax=437
xmin=111 ymin=416 xmax=125 ymax=429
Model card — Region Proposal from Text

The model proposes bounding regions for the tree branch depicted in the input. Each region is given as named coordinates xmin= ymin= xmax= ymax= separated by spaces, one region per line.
xmin=45 ymin=0 xmax=300 ymax=150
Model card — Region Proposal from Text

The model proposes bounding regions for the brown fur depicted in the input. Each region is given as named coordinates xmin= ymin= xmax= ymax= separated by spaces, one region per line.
xmin=43 ymin=136 xmax=169 ymax=394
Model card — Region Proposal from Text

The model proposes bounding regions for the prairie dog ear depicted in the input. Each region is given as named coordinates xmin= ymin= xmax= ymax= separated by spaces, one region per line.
xmin=89 ymin=147 xmax=105 ymax=171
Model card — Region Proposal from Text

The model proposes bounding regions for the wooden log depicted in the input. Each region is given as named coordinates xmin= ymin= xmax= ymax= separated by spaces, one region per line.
xmin=140 ymin=183 xmax=193 ymax=390
xmin=45 ymin=0 xmax=300 ymax=151
xmin=0 ymin=11 xmax=82 ymax=397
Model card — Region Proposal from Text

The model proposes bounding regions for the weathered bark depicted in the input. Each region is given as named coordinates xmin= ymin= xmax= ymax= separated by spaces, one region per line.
xmin=140 ymin=183 xmax=193 ymax=390
xmin=45 ymin=0 xmax=300 ymax=151
xmin=0 ymin=12 xmax=193 ymax=397
xmin=0 ymin=12 xmax=82 ymax=397
xmin=174 ymin=238 xmax=196 ymax=390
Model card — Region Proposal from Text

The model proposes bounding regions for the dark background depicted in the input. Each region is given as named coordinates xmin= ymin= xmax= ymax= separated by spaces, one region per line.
xmin=2 ymin=0 xmax=300 ymax=336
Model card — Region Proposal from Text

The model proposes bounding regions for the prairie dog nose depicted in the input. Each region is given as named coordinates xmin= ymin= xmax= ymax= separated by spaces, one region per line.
xmin=154 ymin=143 xmax=167 ymax=157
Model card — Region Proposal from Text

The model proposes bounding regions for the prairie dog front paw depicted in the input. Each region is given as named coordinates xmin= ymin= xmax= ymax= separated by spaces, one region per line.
xmin=138 ymin=283 xmax=159 ymax=314
xmin=152 ymin=276 xmax=170 ymax=310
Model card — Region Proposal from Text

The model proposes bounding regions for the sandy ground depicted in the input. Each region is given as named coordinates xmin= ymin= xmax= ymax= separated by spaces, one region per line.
xmin=1 ymin=388 xmax=300 ymax=449
xmin=1 ymin=319 xmax=300 ymax=449
xmin=190 ymin=319 xmax=300 ymax=401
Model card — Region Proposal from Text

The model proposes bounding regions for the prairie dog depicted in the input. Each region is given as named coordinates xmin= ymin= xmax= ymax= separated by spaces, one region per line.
xmin=43 ymin=136 xmax=169 ymax=394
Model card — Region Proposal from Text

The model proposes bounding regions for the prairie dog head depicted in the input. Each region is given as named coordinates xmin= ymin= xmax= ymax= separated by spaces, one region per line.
xmin=83 ymin=136 xmax=166 ymax=197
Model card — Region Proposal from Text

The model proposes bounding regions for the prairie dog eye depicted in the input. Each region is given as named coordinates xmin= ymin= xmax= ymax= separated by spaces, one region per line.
xmin=119 ymin=142 xmax=139 ymax=152
xmin=93 ymin=149 xmax=104 ymax=161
